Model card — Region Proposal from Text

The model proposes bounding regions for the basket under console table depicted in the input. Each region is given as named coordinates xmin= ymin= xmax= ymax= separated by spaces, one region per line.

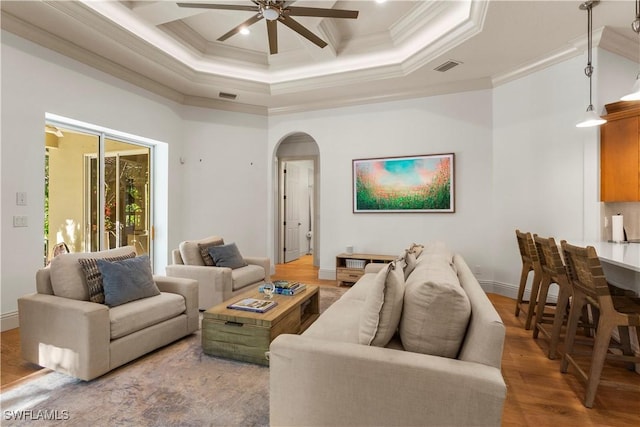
xmin=335 ymin=253 xmax=397 ymax=286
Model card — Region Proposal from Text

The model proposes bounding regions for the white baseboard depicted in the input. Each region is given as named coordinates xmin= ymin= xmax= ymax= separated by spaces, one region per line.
xmin=318 ymin=269 xmax=336 ymax=281
xmin=1 ymin=311 xmax=19 ymax=332
xmin=480 ymin=281 xmax=519 ymax=299
xmin=480 ymin=280 xmax=558 ymax=303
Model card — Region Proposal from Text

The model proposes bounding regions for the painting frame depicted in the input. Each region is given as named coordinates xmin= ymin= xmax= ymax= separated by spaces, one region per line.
xmin=352 ymin=153 xmax=455 ymax=213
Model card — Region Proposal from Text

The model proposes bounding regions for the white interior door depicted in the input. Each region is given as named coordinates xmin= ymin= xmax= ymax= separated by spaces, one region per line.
xmin=284 ymin=162 xmax=301 ymax=263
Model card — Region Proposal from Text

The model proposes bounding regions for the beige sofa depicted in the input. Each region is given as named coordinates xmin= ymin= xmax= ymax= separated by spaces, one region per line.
xmin=18 ymin=246 xmax=198 ymax=381
xmin=270 ymin=243 xmax=507 ymax=426
xmin=166 ymin=236 xmax=270 ymax=310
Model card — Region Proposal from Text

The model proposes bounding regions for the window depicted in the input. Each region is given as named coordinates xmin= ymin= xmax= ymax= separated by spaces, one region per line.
xmin=44 ymin=117 xmax=154 ymax=264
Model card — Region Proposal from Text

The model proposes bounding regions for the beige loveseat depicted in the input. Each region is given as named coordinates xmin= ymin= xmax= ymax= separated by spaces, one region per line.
xmin=270 ymin=243 xmax=506 ymax=426
xmin=166 ymin=236 xmax=270 ymax=310
xmin=18 ymin=246 xmax=198 ymax=381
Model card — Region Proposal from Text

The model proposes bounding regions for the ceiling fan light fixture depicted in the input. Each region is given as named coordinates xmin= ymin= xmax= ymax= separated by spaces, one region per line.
xmin=179 ymin=1 xmax=359 ymax=54
xmin=262 ymin=5 xmax=280 ymax=21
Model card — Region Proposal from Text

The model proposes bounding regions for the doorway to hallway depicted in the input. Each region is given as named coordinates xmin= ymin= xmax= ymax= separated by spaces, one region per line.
xmin=275 ymin=133 xmax=320 ymax=267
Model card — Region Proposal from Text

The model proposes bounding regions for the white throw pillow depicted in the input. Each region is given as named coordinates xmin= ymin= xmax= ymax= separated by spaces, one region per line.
xmin=49 ymin=246 xmax=136 ymax=301
xmin=179 ymin=235 xmax=224 ymax=266
xmin=358 ymin=260 xmax=405 ymax=347
xmin=399 ymin=259 xmax=470 ymax=358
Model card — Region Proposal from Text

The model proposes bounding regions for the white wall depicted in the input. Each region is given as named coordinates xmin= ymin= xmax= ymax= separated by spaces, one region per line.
xmin=177 ymin=106 xmax=268 ymax=257
xmin=3 ymin=27 xmax=638 ymax=330
xmin=0 ymin=31 xmax=174 ymax=327
xmin=0 ymin=31 xmax=269 ymax=329
xmin=492 ymin=54 xmax=588 ymax=293
xmin=268 ymin=91 xmax=494 ymax=281
xmin=490 ymin=47 xmax=637 ymax=296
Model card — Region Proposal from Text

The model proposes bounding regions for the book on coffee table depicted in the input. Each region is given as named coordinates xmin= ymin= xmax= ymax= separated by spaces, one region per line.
xmin=227 ymin=298 xmax=278 ymax=313
xmin=272 ymin=280 xmax=302 ymax=289
xmin=259 ymin=283 xmax=307 ymax=296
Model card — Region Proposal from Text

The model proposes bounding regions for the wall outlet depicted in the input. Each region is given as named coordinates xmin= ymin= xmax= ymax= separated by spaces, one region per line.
xmin=604 ymin=216 xmax=609 ymax=228
xmin=13 ymin=216 xmax=28 ymax=227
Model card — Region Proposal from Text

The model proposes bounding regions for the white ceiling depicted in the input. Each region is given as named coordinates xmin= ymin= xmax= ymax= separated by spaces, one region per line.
xmin=2 ymin=0 xmax=639 ymax=115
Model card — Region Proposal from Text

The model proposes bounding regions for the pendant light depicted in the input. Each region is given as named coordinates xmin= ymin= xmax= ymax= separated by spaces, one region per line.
xmin=576 ymin=0 xmax=606 ymax=128
xmin=621 ymin=0 xmax=640 ymax=101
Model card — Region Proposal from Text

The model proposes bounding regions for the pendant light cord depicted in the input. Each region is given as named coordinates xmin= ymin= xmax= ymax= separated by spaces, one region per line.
xmin=584 ymin=2 xmax=594 ymax=106
xmin=576 ymin=0 xmax=606 ymax=126
xmin=636 ymin=0 xmax=640 ymax=79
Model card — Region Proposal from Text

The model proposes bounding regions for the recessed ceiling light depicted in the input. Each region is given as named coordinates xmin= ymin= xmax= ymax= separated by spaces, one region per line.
xmin=240 ymin=27 xmax=250 ymax=35
xmin=375 ymin=0 xmax=387 ymax=3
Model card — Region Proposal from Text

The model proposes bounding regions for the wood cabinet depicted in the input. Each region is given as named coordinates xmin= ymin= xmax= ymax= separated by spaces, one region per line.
xmin=600 ymin=101 xmax=640 ymax=201
xmin=335 ymin=253 xmax=396 ymax=286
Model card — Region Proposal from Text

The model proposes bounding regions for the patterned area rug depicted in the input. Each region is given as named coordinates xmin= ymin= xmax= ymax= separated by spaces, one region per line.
xmin=1 ymin=286 xmax=346 ymax=426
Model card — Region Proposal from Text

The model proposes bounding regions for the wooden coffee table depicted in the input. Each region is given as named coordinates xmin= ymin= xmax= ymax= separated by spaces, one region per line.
xmin=202 ymin=285 xmax=319 ymax=365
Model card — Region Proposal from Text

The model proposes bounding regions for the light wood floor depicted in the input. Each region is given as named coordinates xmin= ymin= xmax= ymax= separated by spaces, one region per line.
xmin=2 ymin=255 xmax=638 ymax=425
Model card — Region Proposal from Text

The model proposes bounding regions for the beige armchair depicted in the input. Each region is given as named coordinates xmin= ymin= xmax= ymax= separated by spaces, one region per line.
xmin=18 ymin=246 xmax=198 ymax=381
xmin=166 ymin=236 xmax=270 ymax=310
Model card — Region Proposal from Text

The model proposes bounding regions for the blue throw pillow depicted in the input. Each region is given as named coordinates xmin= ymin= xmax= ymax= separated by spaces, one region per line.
xmin=96 ymin=255 xmax=160 ymax=307
xmin=208 ymin=243 xmax=248 ymax=269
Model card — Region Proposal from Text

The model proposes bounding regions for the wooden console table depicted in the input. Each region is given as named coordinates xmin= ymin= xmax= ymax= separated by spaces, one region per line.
xmin=335 ymin=253 xmax=396 ymax=286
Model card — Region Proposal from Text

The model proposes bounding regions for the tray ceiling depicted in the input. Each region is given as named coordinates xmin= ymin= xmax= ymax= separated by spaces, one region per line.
xmin=1 ymin=1 xmax=639 ymax=115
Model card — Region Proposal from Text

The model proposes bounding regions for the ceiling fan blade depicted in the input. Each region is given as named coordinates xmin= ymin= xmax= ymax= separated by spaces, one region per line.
xmin=218 ymin=14 xmax=263 ymax=41
xmin=286 ymin=6 xmax=358 ymax=19
xmin=278 ymin=16 xmax=327 ymax=48
xmin=177 ymin=3 xmax=258 ymax=12
xmin=267 ymin=19 xmax=278 ymax=55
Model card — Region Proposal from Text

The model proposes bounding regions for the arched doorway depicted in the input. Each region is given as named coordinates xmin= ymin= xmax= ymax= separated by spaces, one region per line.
xmin=274 ymin=133 xmax=320 ymax=267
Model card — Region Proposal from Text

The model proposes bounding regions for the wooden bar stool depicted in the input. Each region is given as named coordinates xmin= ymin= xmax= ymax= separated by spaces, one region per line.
xmin=532 ymin=236 xmax=596 ymax=359
xmin=515 ymin=230 xmax=543 ymax=330
xmin=533 ymin=234 xmax=597 ymax=359
xmin=532 ymin=235 xmax=571 ymax=359
xmin=560 ymin=241 xmax=640 ymax=408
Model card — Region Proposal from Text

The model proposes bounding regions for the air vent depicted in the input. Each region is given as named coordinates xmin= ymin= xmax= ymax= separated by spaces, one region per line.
xmin=434 ymin=60 xmax=462 ymax=72
xmin=219 ymin=92 xmax=238 ymax=100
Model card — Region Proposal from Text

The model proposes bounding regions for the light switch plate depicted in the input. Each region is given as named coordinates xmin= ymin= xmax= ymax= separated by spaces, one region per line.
xmin=16 ymin=192 xmax=27 ymax=206
xmin=13 ymin=216 xmax=28 ymax=227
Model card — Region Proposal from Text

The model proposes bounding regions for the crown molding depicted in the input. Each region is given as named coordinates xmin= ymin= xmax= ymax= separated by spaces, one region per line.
xmin=491 ymin=44 xmax=581 ymax=88
xmin=80 ymin=0 xmax=480 ymax=86
xmin=390 ymin=1 xmax=450 ymax=45
xmin=598 ymin=26 xmax=638 ymax=63
xmin=0 ymin=10 xmax=186 ymax=105
xmin=267 ymin=77 xmax=492 ymax=116
xmin=163 ymin=20 xmax=270 ymax=66
xmin=401 ymin=0 xmax=488 ymax=76
xmin=491 ymin=26 xmax=634 ymax=88
xmin=7 ymin=1 xmax=630 ymax=118
xmin=183 ymin=95 xmax=267 ymax=115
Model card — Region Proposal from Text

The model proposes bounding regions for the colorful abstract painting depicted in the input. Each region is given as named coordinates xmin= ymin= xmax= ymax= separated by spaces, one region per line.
xmin=353 ymin=153 xmax=454 ymax=213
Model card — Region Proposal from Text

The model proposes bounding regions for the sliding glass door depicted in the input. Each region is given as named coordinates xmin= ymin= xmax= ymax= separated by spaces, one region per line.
xmin=88 ymin=139 xmax=150 ymax=254
xmin=45 ymin=123 xmax=152 ymax=264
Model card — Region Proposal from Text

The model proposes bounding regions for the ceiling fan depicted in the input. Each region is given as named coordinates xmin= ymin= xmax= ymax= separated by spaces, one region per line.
xmin=177 ymin=1 xmax=359 ymax=54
